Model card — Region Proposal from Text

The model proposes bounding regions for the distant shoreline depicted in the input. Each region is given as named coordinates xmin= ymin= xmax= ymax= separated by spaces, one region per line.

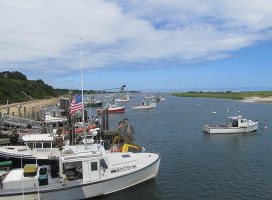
xmin=172 ymin=91 xmax=272 ymax=103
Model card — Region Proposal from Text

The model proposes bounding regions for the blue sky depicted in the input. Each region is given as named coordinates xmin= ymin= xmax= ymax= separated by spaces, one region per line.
xmin=0 ymin=0 xmax=272 ymax=92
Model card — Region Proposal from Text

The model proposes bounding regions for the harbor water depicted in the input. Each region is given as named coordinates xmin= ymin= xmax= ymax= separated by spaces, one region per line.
xmin=87 ymin=93 xmax=272 ymax=200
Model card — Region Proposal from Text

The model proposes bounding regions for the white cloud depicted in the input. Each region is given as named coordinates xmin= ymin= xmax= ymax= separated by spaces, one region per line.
xmin=0 ymin=0 xmax=272 ymax=77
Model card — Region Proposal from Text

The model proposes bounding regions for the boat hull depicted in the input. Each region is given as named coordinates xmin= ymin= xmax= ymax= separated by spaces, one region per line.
xmin=0 ymin=154 xmax=161 ymax=200
xmin=203 ymin=121 xmax=259 ymax=134
xmin=97 ymin=107 xmax=126 ymax=114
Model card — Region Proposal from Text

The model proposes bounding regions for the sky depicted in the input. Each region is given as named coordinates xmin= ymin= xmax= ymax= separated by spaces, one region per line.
xmin=0 ymin=0 xmax=272 ymax=92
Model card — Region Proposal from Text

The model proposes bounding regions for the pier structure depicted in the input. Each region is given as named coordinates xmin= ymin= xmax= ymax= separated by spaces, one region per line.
xmin=2 ymin=115 xmax=43 ymax=131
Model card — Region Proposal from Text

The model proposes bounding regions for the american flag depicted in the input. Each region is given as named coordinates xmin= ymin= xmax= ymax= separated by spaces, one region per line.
xmin=70 ymin=94 xmax=83 ymax=115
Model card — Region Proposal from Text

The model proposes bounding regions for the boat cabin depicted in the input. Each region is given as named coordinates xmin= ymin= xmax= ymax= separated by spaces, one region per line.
xmin=60 ymin=155 xmax=110 ymax=183
xmin=227 ymin=116 xmax=248 ymax=128
xmin=109 ymin=104 xmax=117 ymax=109
xmin=22 ymin=134 xmax=64 ymax=149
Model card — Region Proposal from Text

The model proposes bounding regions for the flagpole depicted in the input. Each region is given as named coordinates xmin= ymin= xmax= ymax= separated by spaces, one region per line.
xmin=80 ymin=39 xmax=87 ymax=149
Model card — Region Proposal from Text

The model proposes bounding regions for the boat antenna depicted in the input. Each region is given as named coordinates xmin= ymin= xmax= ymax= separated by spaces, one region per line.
xmin=80 ymin=39 xmax=87 ymax=149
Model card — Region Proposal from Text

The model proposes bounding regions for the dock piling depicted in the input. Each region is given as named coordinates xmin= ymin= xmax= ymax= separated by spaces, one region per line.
xmin=23 ymin=107 xmax=26 ymax=117
xmin=17 ymin=105 xmax=21 ymax=117
xmin=32 ymin=105 xmax=35 ymax=119
xmin=6 ymin=100 xmax=10 ymax=115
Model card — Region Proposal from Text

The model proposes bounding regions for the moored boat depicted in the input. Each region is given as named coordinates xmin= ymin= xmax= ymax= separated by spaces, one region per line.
xmin=85 ymin=96 xmax=103 ymax=107
xmin=0 ymin=133 xmax=69 ymax=166
xmin=203 ymin=115 xmax=259 ymax=134
xmin=97 ymin=104 xmax=126 ymax=114
xmin=152 ymin=93 xmax=166 ymax=102
xmin=132 ymin=100 xmax=156 ymax=109
xmin=115 ymin=95 xmax=130 ymax=102
xmin=0 ymin=142 xmax=160 ymax=200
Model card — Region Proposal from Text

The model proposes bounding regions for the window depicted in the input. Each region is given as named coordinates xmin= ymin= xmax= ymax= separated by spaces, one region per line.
xmin=36 ymin=143 xmax=42 ymax=148
xmin=100 ymin=159 xmax=108 ymax=169
xmin=27 ymin=143 xmax=33 ymax=150
xmin=122 ymin=154 xmax=130 ymax=158
xmin=91 ymin=162 xmax=98 ymax=171
xmin=43 ymin=143 xmax=50 ymax=148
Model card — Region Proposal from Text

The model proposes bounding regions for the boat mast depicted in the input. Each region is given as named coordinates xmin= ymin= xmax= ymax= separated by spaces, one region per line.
xmin=80 ymin=39 xmax=87 ymax=149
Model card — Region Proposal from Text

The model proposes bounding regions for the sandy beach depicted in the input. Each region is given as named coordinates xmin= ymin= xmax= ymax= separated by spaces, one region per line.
xmin=242 ymin=96 xmax=272 ymax=103
xmin=0 ymin=98 xmax=60 ymax=117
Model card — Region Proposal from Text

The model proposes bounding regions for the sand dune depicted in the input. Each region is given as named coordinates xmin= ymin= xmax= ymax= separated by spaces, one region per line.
xmin=242 ymin=96 xmax=272 ymax=103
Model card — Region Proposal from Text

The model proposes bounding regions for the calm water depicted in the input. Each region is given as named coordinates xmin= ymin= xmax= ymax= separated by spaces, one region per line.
xmin=87 ymin=93 xmax=272 ymax=200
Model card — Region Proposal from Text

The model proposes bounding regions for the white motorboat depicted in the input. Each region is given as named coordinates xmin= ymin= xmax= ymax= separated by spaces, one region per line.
xmin=132 ymin=100 xmax=156 ymax=109
xmin=203 ymin=116 xmax=259 ymax=134
xmin=0 ymin=142 xmax=161 ymax=200
xmin=115 ymin=95 xmax=131 ymax=102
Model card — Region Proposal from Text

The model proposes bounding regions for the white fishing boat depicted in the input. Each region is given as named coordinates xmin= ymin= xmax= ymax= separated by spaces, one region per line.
xmin=152 ymin=96 xmax=166 ymax=102
xmin=0 ymin=133 xmax=68 ymax=166
xmin=0 ymin=125 xmax=102 ymax=166
xmin=0 ymin=141 xmax=160 ymax=200
xmin=84 ymin=96 xmax=103 ymax=107
xmin=152 ymin=93 xmax=166 ymax=102
xmin=97 ymin=104 xmax=126 ymax=114
xmin=203 ymin=116 xmax=259 ymax=134
xmin=132 ymin=100 xmax=156 ymax=109
xmin=143 ymin=94 xmax=154 ymax=99
xmin=115 ymin=95 xmax=130 ymax=102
